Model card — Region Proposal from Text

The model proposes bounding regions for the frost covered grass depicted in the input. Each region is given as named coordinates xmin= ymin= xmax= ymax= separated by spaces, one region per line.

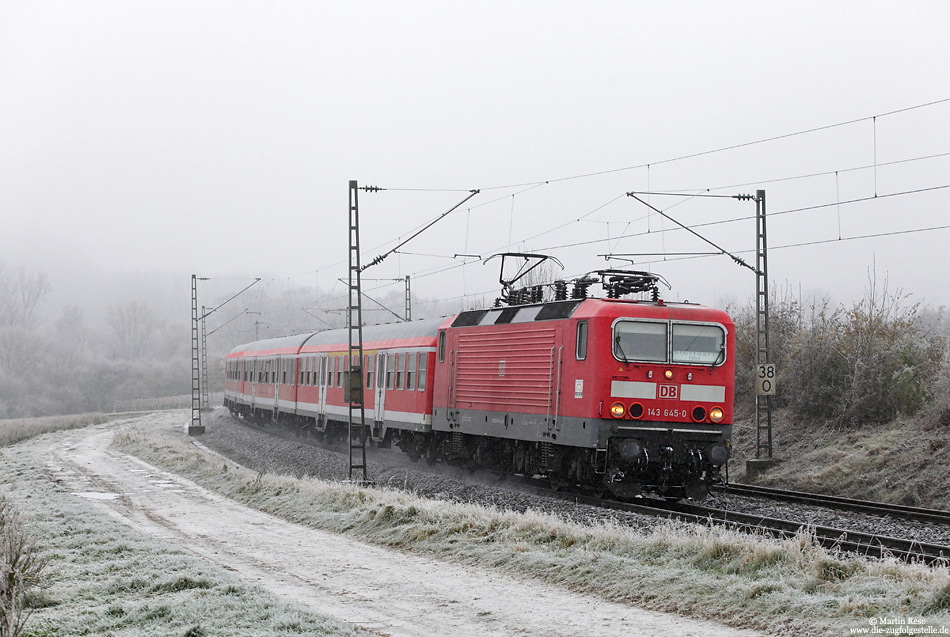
xmin=0 ymin=439 xmax=362 ymax=637
xmin=114 ymin=419 xmax=950 ymax=636
xmin=0 ymin=413 xmax=112 ymax=448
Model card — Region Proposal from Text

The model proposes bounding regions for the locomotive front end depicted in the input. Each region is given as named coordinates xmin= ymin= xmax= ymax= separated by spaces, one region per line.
xmin=598 ymin=303 xmax=734 ymax=500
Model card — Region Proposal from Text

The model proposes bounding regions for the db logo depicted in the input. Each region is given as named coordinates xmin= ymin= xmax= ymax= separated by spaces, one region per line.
xmin=659 ymin=384 xmax=678 ymax=399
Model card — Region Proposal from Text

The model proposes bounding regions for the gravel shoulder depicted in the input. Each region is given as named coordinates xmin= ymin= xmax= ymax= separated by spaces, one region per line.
xmin=42 ymin=411 xmax=759 ymax=637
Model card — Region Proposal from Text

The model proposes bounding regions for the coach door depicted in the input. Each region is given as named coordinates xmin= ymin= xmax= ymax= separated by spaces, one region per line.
xmin=317 ymin=355 xmax=328 ymax=423
xmin=250 ymin=359 xmax=258 ymax=409
xmin=274 ymin=358 xmax=282 ymax=410
xmin=373 ymin=353 xmax=387 ymax=424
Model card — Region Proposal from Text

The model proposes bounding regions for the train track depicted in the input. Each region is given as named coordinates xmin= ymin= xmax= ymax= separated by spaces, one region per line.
xmin=513 ymin=483 xmax=950 ymax=566
xmin=224 ymin=413 xmax=950 ymax=565
xmin=718 ymin=483 xmax=950 ymax=526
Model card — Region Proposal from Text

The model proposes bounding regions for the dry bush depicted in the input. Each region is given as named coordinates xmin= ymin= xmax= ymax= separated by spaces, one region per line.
xmin=0 ymin=495 xmax=48 ymax=637
xmin=733 ymin=272 xmax=946 ymax=429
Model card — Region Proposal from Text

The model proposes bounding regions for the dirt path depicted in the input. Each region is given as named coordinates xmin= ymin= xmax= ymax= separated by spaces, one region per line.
xmin=43 ymin=416 xmax=758 ymax=637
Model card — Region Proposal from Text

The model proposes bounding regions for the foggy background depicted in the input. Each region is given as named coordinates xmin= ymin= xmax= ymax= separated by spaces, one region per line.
xmin=1 ymin=1 xmax=948 ymax=416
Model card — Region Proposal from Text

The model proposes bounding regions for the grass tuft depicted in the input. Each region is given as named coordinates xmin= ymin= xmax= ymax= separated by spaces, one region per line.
xmin=150 ymin=577 xmax=215 ymax=594
xmin=927 ymin=582 xmax=950 ymax=613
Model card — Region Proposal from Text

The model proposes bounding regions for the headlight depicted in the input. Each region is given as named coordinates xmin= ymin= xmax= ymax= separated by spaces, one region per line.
xmin=609 ymin=402 xmax=626 ymax=419
xmin=709 ymin=407 xmax=724 ymax=423
xmin=691 ymin=406 xmax=706 ymax=422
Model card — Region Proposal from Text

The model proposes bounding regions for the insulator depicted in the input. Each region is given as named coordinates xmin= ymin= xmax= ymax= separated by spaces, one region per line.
xmin=572 ymin=282 xmax=590 ymax=299
xmin=554 ymin=280 xmax=568 ymax=301
xmin=652 ymin=287 xmax=659 ymax=302
xmin=532 ymin=285 xmax=543 ymax=303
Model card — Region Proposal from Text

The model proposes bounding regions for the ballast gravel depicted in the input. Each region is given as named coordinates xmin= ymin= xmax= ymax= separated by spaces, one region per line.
xmin=199 ymin=407 xmax=950 ymax=551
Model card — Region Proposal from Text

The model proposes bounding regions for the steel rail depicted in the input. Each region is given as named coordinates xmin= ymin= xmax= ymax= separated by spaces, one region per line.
xmin=224 ymin=412 xmax=950 ymax=565
xmin=719 ymin=483 xmax=950 ymax=526
xmin=512 ymin=484 xmax=950 ymax=566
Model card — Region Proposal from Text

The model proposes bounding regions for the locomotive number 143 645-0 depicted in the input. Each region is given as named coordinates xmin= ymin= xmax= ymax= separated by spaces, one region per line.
xmin=646 ymin=408 xmax=688 ymax=418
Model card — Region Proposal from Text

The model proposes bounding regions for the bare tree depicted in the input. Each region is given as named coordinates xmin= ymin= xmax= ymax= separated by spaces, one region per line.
xmin=0 ymin=263 xmax=50 ymax=328
xmin=0 ymin=495 xmax=48 ymax=637
xmin=107 ymin=301 xmax=160 ymax=360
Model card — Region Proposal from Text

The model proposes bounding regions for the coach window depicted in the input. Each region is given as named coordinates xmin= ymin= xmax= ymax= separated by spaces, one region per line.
xmin=438 ymin=331 xmax=446 ymax=362
xmin=282 ymin=361 xmax=287 ymax=385
xmin=366 ymin=354 xmax=375 ymax=389
xmin=575 ymin=320 xmax=588 ymax=361
xmin=395 ymin=353 xmax=404 ymax=390
xmin=337 ymin=358 xmax=344 ymax=387
xmin=386 ymin=353 xmax=396 ymax=390
xmin=417 ymin=353 xmax=427 ymax=391
xmin=407 ymin=353 xmax=417 ymax=391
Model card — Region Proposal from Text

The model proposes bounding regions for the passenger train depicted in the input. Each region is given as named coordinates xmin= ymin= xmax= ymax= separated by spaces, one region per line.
xmin=224 ymin=270 xmax=735 ymax=499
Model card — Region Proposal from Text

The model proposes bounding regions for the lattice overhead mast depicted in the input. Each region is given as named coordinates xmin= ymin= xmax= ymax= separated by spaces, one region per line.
xmin=347 ymin=180 xmax=368 ymax=482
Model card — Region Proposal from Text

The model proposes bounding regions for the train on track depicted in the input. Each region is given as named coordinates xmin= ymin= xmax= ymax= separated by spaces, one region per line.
xmin=224 ymin=265 xmax=735 ymax=500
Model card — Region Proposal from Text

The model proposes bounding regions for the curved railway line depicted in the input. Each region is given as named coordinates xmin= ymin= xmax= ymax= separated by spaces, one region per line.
xmin=223 ymin=412 xmax=950 ymax=566
xmin=718 ymin=483 xmax=950 ymax=526
xmin=551 ymin=491 xmax=950 ymax=566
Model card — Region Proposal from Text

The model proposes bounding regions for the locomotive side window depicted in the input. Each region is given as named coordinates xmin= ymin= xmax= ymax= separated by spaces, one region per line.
xmin=613 ymin=321 xmax=667 ymax=363
xmin=438 ymin=331 xmax=446 ymax=362
xmin=575 ymin=320 xmax=588 ymax=361
xmin=672 ymin=323 xmax=725 ymax=365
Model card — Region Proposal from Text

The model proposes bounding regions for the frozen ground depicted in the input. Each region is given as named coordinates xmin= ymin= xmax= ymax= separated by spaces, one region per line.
xmin=43 ymin=412 xmax=760 ymax=636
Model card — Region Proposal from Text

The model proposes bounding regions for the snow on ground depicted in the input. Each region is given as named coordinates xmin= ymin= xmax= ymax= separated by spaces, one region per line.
xmin=43 ymin=413 xmax=760 ymax=636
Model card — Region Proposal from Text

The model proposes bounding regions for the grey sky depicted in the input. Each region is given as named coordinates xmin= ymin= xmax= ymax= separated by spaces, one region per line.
xmin=2 ymin=1 xmax=949 ymax=320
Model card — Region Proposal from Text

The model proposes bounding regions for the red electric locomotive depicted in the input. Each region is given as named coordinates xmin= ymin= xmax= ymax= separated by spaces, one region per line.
xmin=224 ymin=268 xmax=734 ymax=499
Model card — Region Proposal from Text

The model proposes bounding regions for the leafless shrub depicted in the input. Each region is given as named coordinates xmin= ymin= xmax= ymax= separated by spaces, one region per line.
xmin=733 ymin=271 xmax=946 ymax=428
xmin=0 ymin=495 xmax=48 ymax=637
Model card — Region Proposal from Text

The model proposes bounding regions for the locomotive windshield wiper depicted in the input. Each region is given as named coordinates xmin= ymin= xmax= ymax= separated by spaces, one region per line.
xmin=709 ymin=343 xmax=725 ymax=368
xmin=614 ymin=334 xmax=630 ymax=363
